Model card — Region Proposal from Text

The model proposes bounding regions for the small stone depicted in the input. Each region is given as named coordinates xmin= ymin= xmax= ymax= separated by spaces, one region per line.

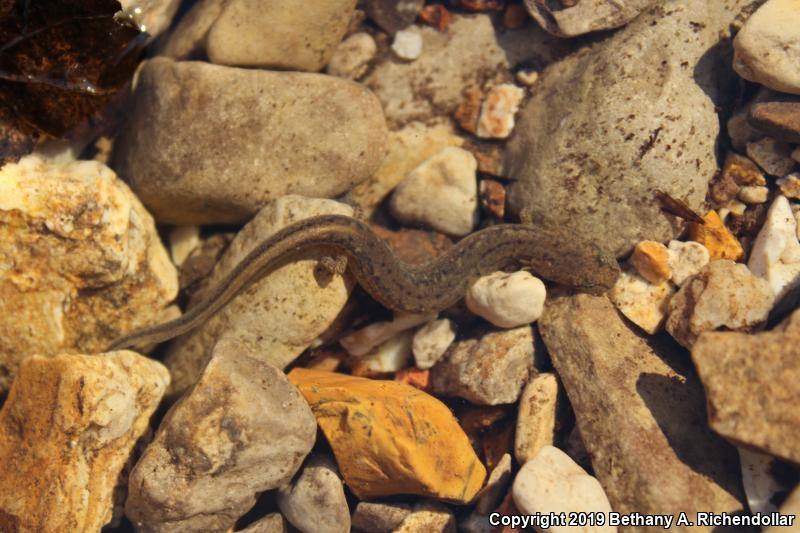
xmin=749 ymin=95 xmax=800 ymax=143
xmin=692 ymin=308 xmax=800 ymax=463
xmin=390 ymin=147 xmax=478 ymax=236
xmin=609 ymin=268 xmax=675 ymax=334
xmin=515 ymin=373 xmax=560 ymax=465
xmin=412 ymin=318 xmax=456 ymax=370
xmin=728 ymin=108 xmax=764 ymax=151
xmin=476 ymin=84 xmax=525 ymax=139
xmin=738 ymin=448 xmax=787 ymax=514
xmin=168 ymin=225 xmax=200 ymax=267
xmin=666 ymin=260 xmax=774 ymax=348
xmin=748 ymin=195 xmax=800 ymax=299
xmin=475 ymin=453 xmax=513 ymax=514
xmin=351 ymin=502 xmax=412 ymax=533
xmin=721 ymin=152 xmax=766 ymax=186
xmin=364 ymin=0 xmax=424 ymax=33
xmin=395 ymin=367 xmax=431 ymax=390
xmin=688 ymin=210 xmax=744 ymax=261
xmin=515 ymin=69 xmax=539 ymax=86
xmin=733 ymin=0 xmax=800 ymax=94
xmin=512 ymin=446 xmax=614 ymax=533
xmin=0 ymin=352 xmax=169 ymax=532
xmin=326 ymin=32 xmax=377 ymax=79
xmin=340 ymin=312 xmax=435 ymax=357
xmin=288 ymin=368 xmax=486 ymax=502
xmin=430 ymin=326 xmax=534 ymax=405
xmin=465 ymin=271 xmax=546 ymax=328
xmin=777 ymin=172 xmax=800 ymax=199
xmin=238 ymin=513 xmax=287 ymax=533
xmin=630 ymin=240 xmax=671 ymax=284
xmin=479 ymin=179 xmax=506 ymax=219
xmin=708 ymin=167 xmax=741 ymax=205
xmin=277 ymin=454 xmax=350 ymax=533
xmin=454 ymin=87 xmax=483 ymax=134
xmin=352 ymin=330 xmax=414 ymax=376
xmin=394 ymin=501 xmax=456 ymax=533
xmin=392 ymin=28 xmax=424 ymax=60
xmin=738 ymin=185 xmax=770 ymax=204
xmin=746 ymin=137 xmax=797 ymax=177
xmin=666 ymin=240 xmax=710 ymax=286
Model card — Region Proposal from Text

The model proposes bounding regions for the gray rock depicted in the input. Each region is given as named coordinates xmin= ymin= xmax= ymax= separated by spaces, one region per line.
xmin=504 ymin=0 xmax=750 ymax=257
xmin=538 ymin=293 xmax=747 ymax=531
xmin=523 ymin=0 xmax=656 ymax=37
xmin=351 ymin=501 xmax=412 ymax=533
xmin=112 ymin=58 xmax=387 ymax=225
xmin=364 ymin=0 xmax=424 ymax=33
xmin=277 ymin=454 xmax=349 ymax=533
xmin=125 ymin=342 xmax=317 ymax=533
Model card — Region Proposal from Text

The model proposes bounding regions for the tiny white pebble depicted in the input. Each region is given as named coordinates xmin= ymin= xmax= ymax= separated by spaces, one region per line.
xmin=391 ymin=29 xmax=423 ymax=61
xmin=412 ymin=318 xmax=456 ymax=369
xmin=737 ymin=185 xmax=769 ymax=204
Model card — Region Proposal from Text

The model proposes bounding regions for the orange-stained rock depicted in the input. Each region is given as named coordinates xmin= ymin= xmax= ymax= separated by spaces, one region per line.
xmin=630 ymin=240 xmax=671 ymax=283
xmin=689 ymin=211 xmax=744 ymax=261
xmin=396 ymin=367 xmax=431 ymax=390
xmin=288 ymin=368 xmax=486 ymax=502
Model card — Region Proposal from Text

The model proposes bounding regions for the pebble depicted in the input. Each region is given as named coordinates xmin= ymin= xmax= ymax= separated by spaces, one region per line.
xmin=777 ymin=172 xmax=800 ymax=199
xmin=412 ymin=318 xmax=457 ymax=370
xmin=609 ymin=268 xmax=675 ymax=334
xmin=666 ymin=260 xmax=774 ymax=348
xmin=666 ymin=240 xmax=710 ymax=286
xmin=288 ymin=368 xmax=486 ymax=502
xmin=748 ymin=195 xmax=800 ymax=299
xmin=749 ymin=94 xmax=800 ymax=143
xmin=738 ymin=448 xmax=786 ymax=514
xmin=351 ymin=502 xmax=412 ymax=533
xmin=126 ymin=343 xmax=317 ymax=532
xmin=112 ymin=58 xmax=387 ymax=225
xmin=479 ymin=179 xmax=506 ymax=219
xmin=168 ymin=225 xmax=200 ymax=267
xmin=475 ymin=453 xmax=513 ymax=514
xmin=364 ymin=0 xmax=424 ymax=33
xmin=630 ymin=240 xmax=671 ymax=284
xmin=476 ymin=84 xmax=525 ymax=139
xmin=326 ymin=32 xmax=377 ymax=79
xmin=746 ymin=137 xmax=797 ymax=177
xmin=522 ymin=0 xmax=656 ymax=36
xmin=0 ymin=352 xmax=169 ymax=532
xmin=722 ymin=152 xmax=766 ymax=186
xmin=340 ymin=311 xmax=435 ymax=357
xmin=239 ymin=513 xmax=287 ymax=533
xmin=692 ymin=308 xmax=800 ymax=463
xmin=733 ymin=0 xmax=800 ymax=94
xmin=728 ymin=107 xmax=764 ymax=151
xmin=430 ymin=326 xmax=534 ymax=405
xmin=352 ymin=329 xmax=414 ymax=376
xmin=688 ymin=211 xmax=744 ymax=261
xmin=392 ymin=28 xmax=424 ymax=60
xmin=0 ymin=155 xmax=178 ymax=393
xmin=276 ymin=454 xmax=350 ymax=533
xmin=512 ymin=446 xmax=615 ymax=533
xmin=465 ymin=270 xmax=547 ymax=328
xmin=738 ymin=185 xmax=770 ymax=204
xmin=516 ymin=69 xmax=540 ymax=86
xmin=390 ymin=147 xmax=478 ymax=236
xmin=394 ymin=501 xmax=456 ymax=533
xmin=515 ymin=373 xmax=560 ymax=465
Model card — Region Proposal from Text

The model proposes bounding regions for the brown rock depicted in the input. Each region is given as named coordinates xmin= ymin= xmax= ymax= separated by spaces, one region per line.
xmin=538 ymin=293 xmax=747 ymax=531
xmin=692 ymin=309 xmax=800 ymax=464
xmin=721 ymin=152 xmax=766 ymax=186
xmin=454 ymin=87 xmax=483 ymax=134
xmin=514 ymin=372 xmax=562 ymax=465
xmin=479 ymin=179 xmax=506 ymax=219
xmin=394 ymin=501 xmax=456 ymax=533
xmin=351 ymin=501 xmax=412 ymax=533
xmin=749 ymin=95 xmax=800 ymax=144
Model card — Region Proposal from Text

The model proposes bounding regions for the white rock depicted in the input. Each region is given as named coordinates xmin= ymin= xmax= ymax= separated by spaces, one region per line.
xmin=515 ymin=373 xmax=560 ymax=465
xmin=739 ymin=447 xmax=787 ymax=515
xmin=476 ymin=84 xmax=525 ymax=139
xmin=733 ymin=0 xmax=800 ymax=95
xmin=412 ymin=318 xmax=456 ymax=369
xmin=340 ymin=312 xmax=435 ymax=357
xmin=326 ymin=32 xmax=377 ymax=80
xmin=667 ymin=240 xmax=710 ymax=286
xmin=516 ymin=69 xmax=539 ymax=86
xmin=738 ymin=185 xmax=769 ymax=204
xmin=390 ymin=147 xmax=478 ymax=236
xmin=609 ymin=269 xmax=675 ymax=334
xmin=168 ymin=225 xmax=200 ymax=267
xmin=357 ymin=330 xmax=414 ymax=374
xmin=747 ymin=137 xmax=797 ymax=176
xmin=748 ymin=195 xmax=800 ymax=299
xmin=777 ymin=172 xmax=800 ymax=199
xmin=392 ymin=28 xmax=423 ymax=60
xmin=512 ymin=446 xmax=615 ymax=533
xmin=465 ymin=271 xmax=546 ymax=328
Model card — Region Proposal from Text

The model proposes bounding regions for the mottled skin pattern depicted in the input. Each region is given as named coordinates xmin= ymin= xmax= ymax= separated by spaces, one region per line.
xmin=107 ymin=215 xmax=619 ymax=350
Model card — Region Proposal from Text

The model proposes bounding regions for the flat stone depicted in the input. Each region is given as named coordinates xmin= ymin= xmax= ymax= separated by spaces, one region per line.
xmin=523 ymin=0 xmax=657 ymax=37
xmin=394 ymin=501 xmax=456 ymax=533
xmin=539 ymin=293 xmax=747 ymax=530
xmin=112 ymin=58 xmax=387 ymax=225
xmin=692 ymin=309 xmax=800 ymax=464
xmin=749 ymin=94 xmax=800 ymax=143
xmin=0 ymin=352 xmax=169 ymax=532
xmin=514 ymin=373 xmax=561 ymax=465
xmin=277 ymin=454 xmax=350 ymax=533
xmin=504 ymin=0 xmax=750 ymax=257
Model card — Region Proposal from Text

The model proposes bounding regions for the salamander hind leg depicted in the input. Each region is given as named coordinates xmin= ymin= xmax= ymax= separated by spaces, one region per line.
xmin=319 ymin=254 xmax=348 ymax=276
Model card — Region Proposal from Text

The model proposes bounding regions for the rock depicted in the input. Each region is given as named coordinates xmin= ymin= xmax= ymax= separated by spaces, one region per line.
xmin=609 ymin=268 xmax=675 ymax=334
xmin=688 ymin=211 xmax=744 ymax=261
xmin=722 ymin=152 xmax=767 ymax=186
xmin=465 ymin=271 xmax=547 ymax=328
xmin=389 ymin=147 xmax=478 ymax=236
xmin=692 ymin=308 xmax=800 ymax=463
xmin=739 ymin=448 xmax=787 ymax=514
xmin=394 ymin=501 xmax=456 ymax=533
xmin=392 ymin=28 xmax=424 ymax=60
xmin=666 ymin=240 xmax=710 ymax=286
xmin=512 ymin=446 xmax=614 ymax=533
xmin=351 ymin=501 xmax=412 ymax=533
xmin=504 ymin=0 xmax=748 ymax=257
xmin=395 ymin=367 xmax=431 ymax=390
xmin=169 ymin=225 xmax=201 ymax=267
xmin=749 ymin=94 xmax=800 ymax=143
xmin=238 ymin=513 xmax=287 ymax=533
xmin=412 ymin=318 xmax=457 ymax=369
xmin=126 ymin=342 xmax=317 ymax=532
xmin=0 ymin=155 xmax=178 ymax=392
xmin=326 ymin=32 xmax=377 ymax=79
xmin=630 ymin=240 xmax=671 ymax=284
xmin=746 ymin=137 xmax=797 ymax=177
xmin=479 ymin=179 xmax=506 ymax=219
xmin=112 ymin=58 xmax=387 ymax=225
xmin=523 ymin=0 xmax=656 ymax=36
xmin=476 ymin=453 xmax=513 ymax=514
xmin=164 ymin=0 xmax=356 ymax=71
xmin=288 ymin=368 xmax=486 ymax=502
xmin=666 ymin=260 xmax=774 ymax=348
xmin=733 ymin=0 xmax=800 ymax=95
xmin=341 ymin=312 xmax=435 ymax=357
xmin=728 ymin=107 xmax=764 ymax=151
xmin=738 ymin=185 xmax=770 ymax=204
xmin=365 ymin=14 xmax=563 ymax=127
xmin=539 ymin=293 xmax=748 ymax=529
xmin=430 ymin=326 xmax=534 ymax=405
xmin=277 ymin=454 xmax=350 ymax=533
xmin=365 ymin=0 xmax=425 ymax=33
xmin=476 ymin=84 xmax=525 ymax=140
xmin=515 ymin=373 xmax=561 ymax=465
xmin=777 ymin=172 xmax=800 ymax=199
xmin=163 ymin=196 xmax=354 ymax=397
xmin=0 ymin=352 xmax=169 ymax=532
xmin=352 ymin=330 xmax=414 ymax=376
xmin=748 ymin=195 xmax=800 ymax=300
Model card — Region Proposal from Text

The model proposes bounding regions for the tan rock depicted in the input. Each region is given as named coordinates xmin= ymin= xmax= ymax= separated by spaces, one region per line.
xmin=514 ymin=373 xmax=561 ymax=465
xmin=476 ymin=84 xmax=525 ymax=140
xmin=777 ymin=172 xmax=800 ymax=199
xmin=630 ymin=240 xmax=671 ymax=283
xmin=0 ymin=155 xmax=177 ymax=392
xmin=351 ymin=501 xmax=412 ymax=533
xmin=394 ymin=501 xmax=456 ymax=533
xmin=688 ymin=211 xmax=744 ymax=261
xmin=609 ymin=268 xmax=675 ymax=334
xmin=666 ymin=240 xmax=710 ymax=286
xmin=326 ymin=32 xmax=377 ymax=80
xmin=0 ymin=352 xmax=169 ymax=532
xmin=238 ymin=513 xmax=287 ymax=533
xmin=721 ymin=152 xmax=766 ymax=186
xmin=746 ymin=137 xmax=797 ymax=177
xmin=738 ymin=185 xmax=769 ymax=204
